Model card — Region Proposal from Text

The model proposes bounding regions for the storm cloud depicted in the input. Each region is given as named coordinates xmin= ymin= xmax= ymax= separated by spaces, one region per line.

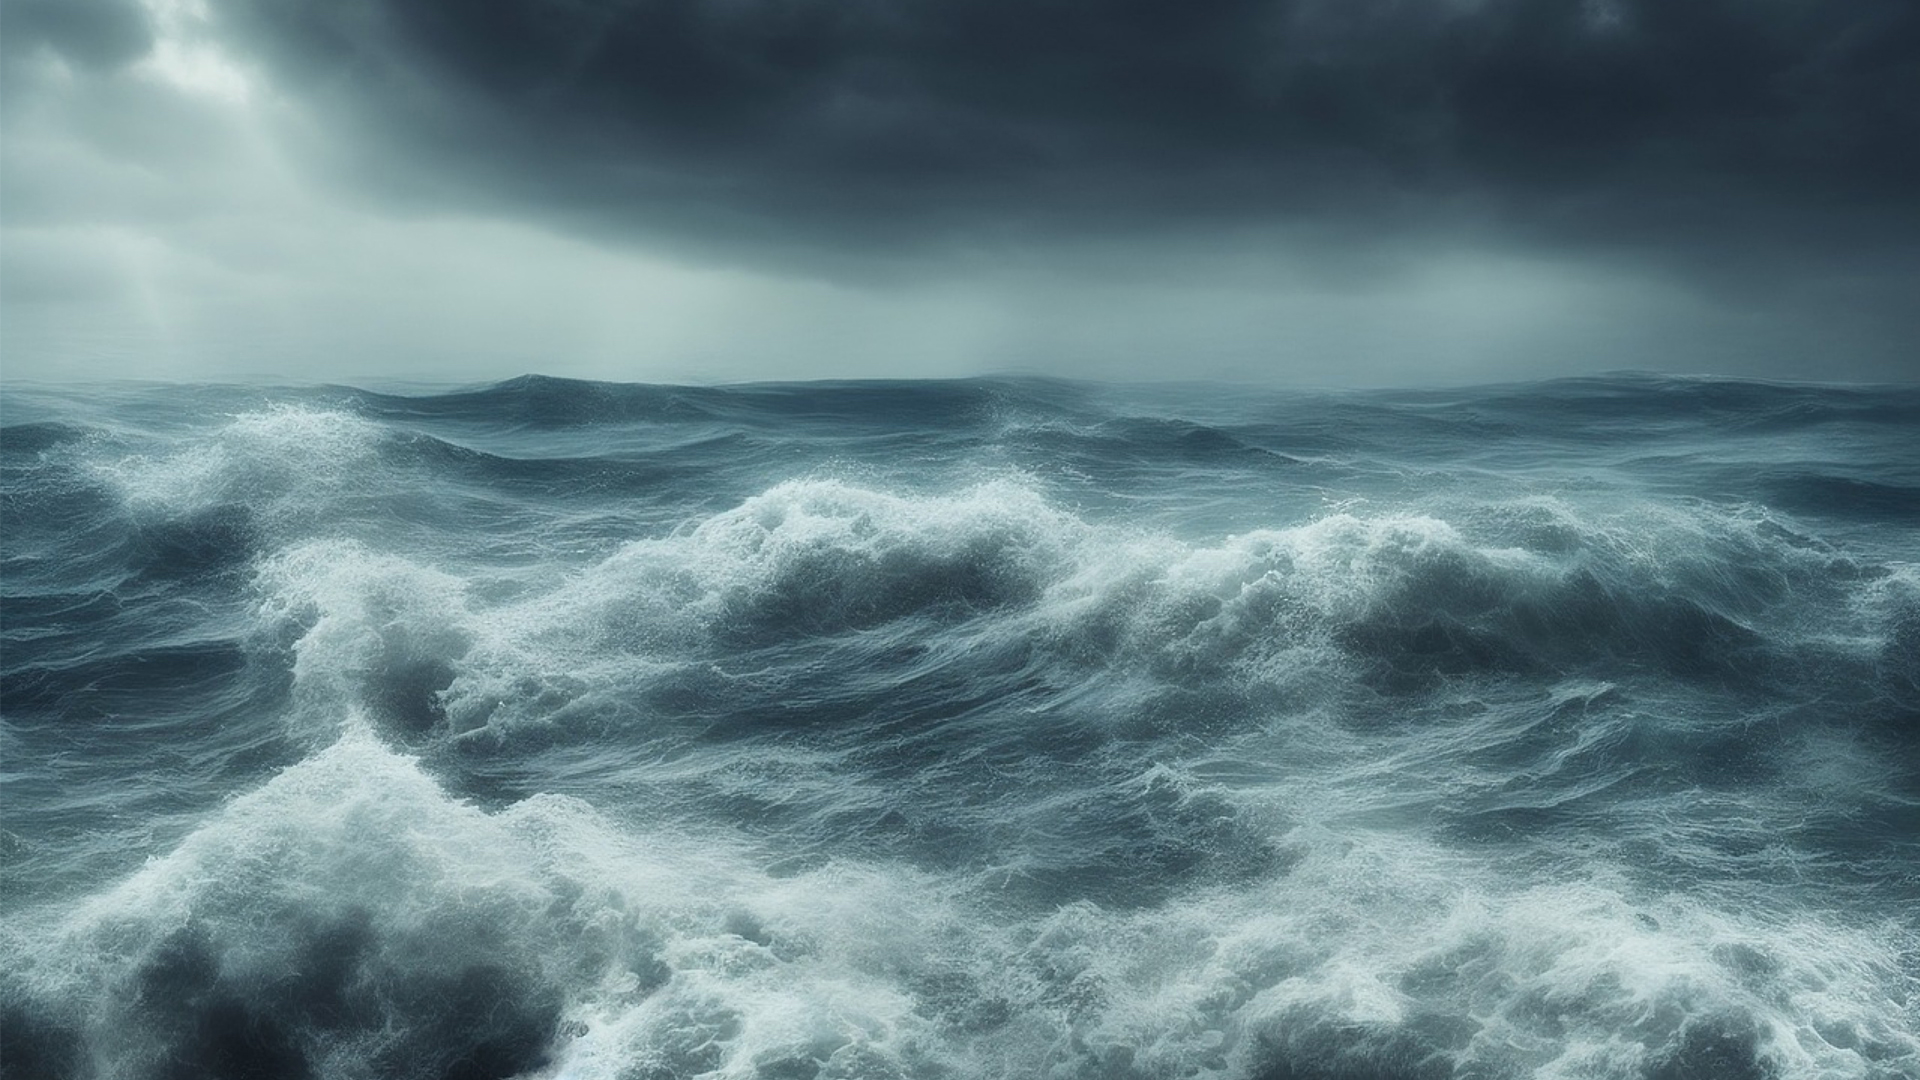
xmin=211 ymin=0 xmax=1920 ymax=263
xmin=3 ymin=0 xmax=1917 ymax=383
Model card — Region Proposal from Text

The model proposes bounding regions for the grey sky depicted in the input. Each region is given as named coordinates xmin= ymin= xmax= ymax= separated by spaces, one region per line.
xmin=4 ymin=0 xmax=1916 ymax=385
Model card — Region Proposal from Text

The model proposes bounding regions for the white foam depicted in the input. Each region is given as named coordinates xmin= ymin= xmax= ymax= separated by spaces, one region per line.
xmin=238 ymin=477 xmax=1920 ymax=745
xmin=6 ymin=716 xmax=1914 ymax=1079
xmin=254 ymin=538 xmax=474 ymax=732
xmin=5 ymin=723 xmax=955 ymax=1079
xmin=95 ymin=406 xmax=387 ymax=519
xmin=439 ymin=477 xmax=1093 ymax=730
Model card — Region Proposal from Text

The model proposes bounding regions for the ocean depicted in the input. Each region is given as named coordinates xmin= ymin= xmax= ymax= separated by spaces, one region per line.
xmin=2 ymin=374 xmax=1916 ymax=1080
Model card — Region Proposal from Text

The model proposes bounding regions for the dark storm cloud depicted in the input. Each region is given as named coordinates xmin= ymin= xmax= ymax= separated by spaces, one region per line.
xmin=2 ymin=0 xmax=153 ymax=72
xmin=4 ymin=0 xmax=1916 ymax=383
xmin=213 ymin=0 xmax=1920 ymax=265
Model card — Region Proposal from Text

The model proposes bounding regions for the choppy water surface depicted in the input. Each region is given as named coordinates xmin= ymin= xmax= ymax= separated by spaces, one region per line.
xmin=3 ymin=374 xmax=1917 ymax=1080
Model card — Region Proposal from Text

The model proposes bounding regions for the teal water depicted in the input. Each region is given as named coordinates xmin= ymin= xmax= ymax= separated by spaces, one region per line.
xmin=3 ymin=375 xmax=1917 ymax=1079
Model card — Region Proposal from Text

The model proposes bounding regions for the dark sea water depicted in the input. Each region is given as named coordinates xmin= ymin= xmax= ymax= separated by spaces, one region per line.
xmin=2 ymin=374 xmax=1917 ymax=1080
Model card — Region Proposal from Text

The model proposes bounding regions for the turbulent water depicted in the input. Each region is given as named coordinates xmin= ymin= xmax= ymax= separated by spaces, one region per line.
xmin=2 ymin=374 xmax=1917 ymax=1080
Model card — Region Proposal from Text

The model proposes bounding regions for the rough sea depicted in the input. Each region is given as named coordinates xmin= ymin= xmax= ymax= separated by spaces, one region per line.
xmin=2 ymin=374 xmax=1916 ymax=1080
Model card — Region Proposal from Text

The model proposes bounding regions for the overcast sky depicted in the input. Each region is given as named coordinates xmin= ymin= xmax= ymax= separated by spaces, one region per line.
xmin=4 ymin=0 xmax=1916 ymax=385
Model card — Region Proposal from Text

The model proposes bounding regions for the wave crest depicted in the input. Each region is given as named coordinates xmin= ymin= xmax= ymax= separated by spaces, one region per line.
xmin=244 ymin=480 xmax=1913 ymax=741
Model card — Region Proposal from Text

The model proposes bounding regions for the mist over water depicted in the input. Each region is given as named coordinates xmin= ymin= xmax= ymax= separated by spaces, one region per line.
xmin=2 ymin=375 xmax=1917 ymax=1080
